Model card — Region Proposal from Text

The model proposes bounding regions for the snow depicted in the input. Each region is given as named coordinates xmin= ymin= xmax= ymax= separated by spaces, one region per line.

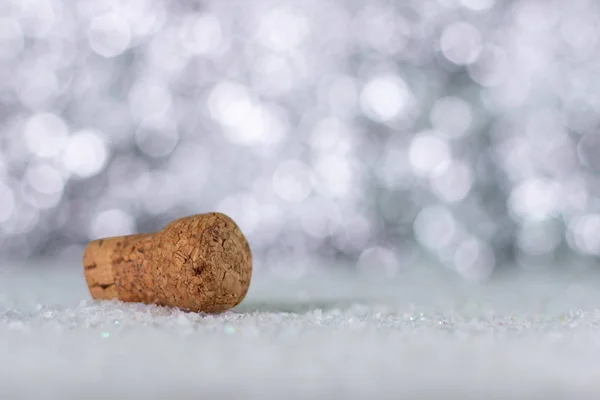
xmin=2 ymin=262 xmax=600 ymax=398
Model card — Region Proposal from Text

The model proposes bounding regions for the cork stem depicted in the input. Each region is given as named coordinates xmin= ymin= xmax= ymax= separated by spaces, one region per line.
xmin=83 ymin=233 xmax=151 ymax=301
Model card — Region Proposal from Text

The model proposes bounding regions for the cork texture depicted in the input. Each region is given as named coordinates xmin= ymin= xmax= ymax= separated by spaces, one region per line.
xmin=83 ymin=212 xmax=253 ymax=313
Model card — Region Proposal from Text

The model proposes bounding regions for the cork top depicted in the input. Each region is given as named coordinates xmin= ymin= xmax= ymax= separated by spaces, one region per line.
xmin=83 ymin=212 xmax=253 ymax=313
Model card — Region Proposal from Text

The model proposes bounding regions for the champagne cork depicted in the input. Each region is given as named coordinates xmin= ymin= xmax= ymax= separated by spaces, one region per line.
xmin=82 ymin=212 xmax=252 ymax=313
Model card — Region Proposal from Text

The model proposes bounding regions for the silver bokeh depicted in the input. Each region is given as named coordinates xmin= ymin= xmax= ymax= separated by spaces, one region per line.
xmin=1 ymin=0 xmax=599 ymax=280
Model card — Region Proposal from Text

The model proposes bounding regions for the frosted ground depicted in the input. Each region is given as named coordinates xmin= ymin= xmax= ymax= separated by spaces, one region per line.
xmin=2 ymin=262 xmax=600 ymax=399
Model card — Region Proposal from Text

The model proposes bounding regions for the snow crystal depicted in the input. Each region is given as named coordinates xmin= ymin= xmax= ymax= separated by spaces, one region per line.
xmin=2 ymin=263 xmax=600 ymax=398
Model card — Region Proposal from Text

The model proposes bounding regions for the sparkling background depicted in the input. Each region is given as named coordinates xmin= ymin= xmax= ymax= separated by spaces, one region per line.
xmin=1 ymin=0 xmax=600 ymax=280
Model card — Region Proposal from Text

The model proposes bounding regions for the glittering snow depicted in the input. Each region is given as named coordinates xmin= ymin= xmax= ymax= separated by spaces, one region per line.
xmin=2 ymin=262 xmax=600 ymax=398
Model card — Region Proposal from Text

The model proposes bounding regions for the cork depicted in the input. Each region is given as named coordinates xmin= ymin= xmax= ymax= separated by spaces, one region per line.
xmin=82 ymin=212 xmax=252 ymax=313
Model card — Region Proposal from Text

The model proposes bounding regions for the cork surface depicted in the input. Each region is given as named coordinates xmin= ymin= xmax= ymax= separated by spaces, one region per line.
xmin=83 ymin=212 xmax=252 ymax=313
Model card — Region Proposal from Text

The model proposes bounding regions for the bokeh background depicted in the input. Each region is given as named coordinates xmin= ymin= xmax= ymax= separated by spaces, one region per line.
xmin=1 ymin=0 xmax=599 ymax=281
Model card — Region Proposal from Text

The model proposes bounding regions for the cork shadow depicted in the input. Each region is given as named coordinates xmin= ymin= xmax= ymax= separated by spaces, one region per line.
xmin=232 ymin=298 xmax=374 ymax=314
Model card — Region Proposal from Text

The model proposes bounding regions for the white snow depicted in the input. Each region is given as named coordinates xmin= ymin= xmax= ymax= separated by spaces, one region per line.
xmin=2 ymin=262 xmax=600 ymax=398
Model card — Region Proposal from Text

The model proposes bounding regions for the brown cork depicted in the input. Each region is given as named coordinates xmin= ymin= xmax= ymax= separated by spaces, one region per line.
xmin=82 ymin=212 xmax=252 ymax=313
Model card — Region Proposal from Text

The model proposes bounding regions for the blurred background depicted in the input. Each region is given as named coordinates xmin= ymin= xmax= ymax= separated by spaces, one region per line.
xmin=1 ymin=0 xmax=599 ymax=281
